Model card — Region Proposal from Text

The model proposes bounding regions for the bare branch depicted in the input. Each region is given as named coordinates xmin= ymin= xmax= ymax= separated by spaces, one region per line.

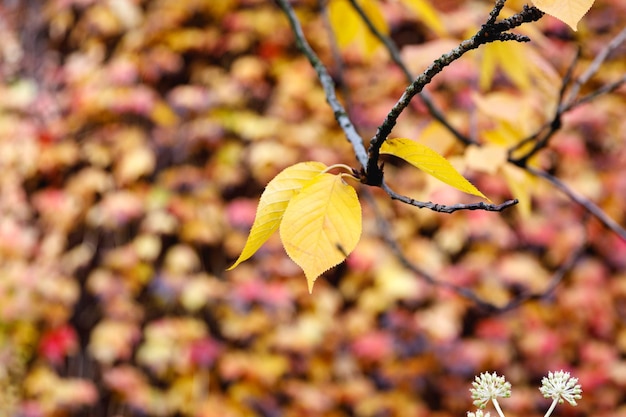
xmin=345 ymin=0 xmax=476 ymax=147
xmin=274 ymin=0 xmax=369 ymax=168
xmin=525 ymin=166 xmax=626 ymax=241
xmin=276 ymin=0 xmax=519 ymax=214
xmin=381 ymin=181 xmax=518 ymax=213
xmin=564 ymin=26 xmax=626 ymax=107
xmin=366 ymin=4 xmax=544 ymax=185
xmin=487 ymin=0 xmax=508 ymax=25
xmin=511 ymin=28 xmax=626 ymax=165
xmin=502 ymin=27 xmax=626 ymax=243
xmin=566 ymin=74 xmax=626 ymax=109
xmin=363 ymin=189 xmax=584 ymax=313
xmin=507 ymin=49 xmax=580 ymax=160
xmin=319 ymin=0 xmax=353 ymax=111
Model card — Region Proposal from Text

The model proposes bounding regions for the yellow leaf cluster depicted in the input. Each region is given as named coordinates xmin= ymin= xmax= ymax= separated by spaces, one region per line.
xmin=228 ymin=161 xmax=327 ymax=271
xmin=281 ymin=173 xmax=362 ymax=293
xmin=229 ymin=162 xmax=362 ymax=293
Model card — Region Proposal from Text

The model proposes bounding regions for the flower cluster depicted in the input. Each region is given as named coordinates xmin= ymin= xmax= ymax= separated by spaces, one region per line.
xmin=467 ymin=370 xmax=581 ymax=417
xmin=470 ymin=372 xmax=511 ymax=409
xmin=539 ymin=370 xmax=582 ymax=406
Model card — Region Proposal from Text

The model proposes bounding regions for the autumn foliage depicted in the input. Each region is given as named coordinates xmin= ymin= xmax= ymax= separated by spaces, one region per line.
xmin=0 ymin=0 xmax=625 ymax=416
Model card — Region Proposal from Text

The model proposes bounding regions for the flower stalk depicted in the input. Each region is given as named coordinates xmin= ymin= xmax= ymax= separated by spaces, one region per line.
xmin=467 ymin=370 xmax=581 ymax=417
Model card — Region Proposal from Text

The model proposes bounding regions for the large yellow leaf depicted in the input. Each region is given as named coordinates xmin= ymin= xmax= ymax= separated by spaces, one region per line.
xmin=398 ymin=0 xmax=447 ymax=37
xmin=280 ymin=173 xmax=362 ymax=293
xmin=227 ymin=161 xmax=327 ymax=270
xmin=380 ymin=138 xmax=489 ymax=201
xmin=532 ymin=0 xmax=595 ymax=31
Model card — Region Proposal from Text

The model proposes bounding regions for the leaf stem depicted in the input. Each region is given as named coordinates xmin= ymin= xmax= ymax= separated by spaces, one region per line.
xmin=323 ymin=163 xmax=357 ymax=175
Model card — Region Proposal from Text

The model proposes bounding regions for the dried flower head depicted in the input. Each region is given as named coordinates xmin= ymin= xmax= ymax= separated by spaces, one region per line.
xmin=539 ymin=370 xmax=582 ymax=406
xmin=470 ymin=372 xmax=512 ymax=409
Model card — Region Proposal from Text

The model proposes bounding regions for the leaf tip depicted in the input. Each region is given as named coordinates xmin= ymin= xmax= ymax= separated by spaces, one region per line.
xmin=226 ymin=253 xmax=248 ymax=272
xmin=532 ymin=0 xmax=594 ymax=33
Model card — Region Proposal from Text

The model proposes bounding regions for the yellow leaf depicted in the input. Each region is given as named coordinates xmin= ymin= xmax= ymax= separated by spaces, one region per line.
xmin=464 ymin=144 xmax=508 ymax=175
xmin=227 ymin=162 xmax=327 ymax=270
xmin=417 ymin=120 xmax=457 ymax=155
xmin=479 ymin=42 xmax=531 ymax=91
xmin=380 ymin=138 xmax=490 ymax=201
xmin=280 ymin=173 xmax=362 ymax=293
xmin=328 ymin=0 xmax=359 ymax=49
xmin=502 ymin=164 xmax=533 ymax=218
xmin=399 ymin=0 xmax=447 ymax=37
xmin=497 ymin=43 xmax=531 ymax=91
xmin=328 ymin=0 xmax=388 ymax=57
xmin=151 ymin=101 xmax=179 ymax=126
xmin=532 ymin=0 xmax=594 ymax=31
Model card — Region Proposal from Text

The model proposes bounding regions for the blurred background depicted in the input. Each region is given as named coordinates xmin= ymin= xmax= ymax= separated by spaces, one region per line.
xmin=0 ymin=0 xmax=625 ymax=416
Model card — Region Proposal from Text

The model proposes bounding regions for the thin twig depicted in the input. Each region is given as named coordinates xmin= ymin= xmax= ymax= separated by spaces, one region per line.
xmin=505 ymin=28 xmax=626 ymax=241
xmin=511 ymin=28 xmax=626 ymax=164
xmin=363 ymin=189 xmax=584 ymax=313
xmin=381 ymin=181 xmax=518 ymax=213
xmin=564 ymin=26 xmax=626 ymax=107
xmin=495 ymin=243 xmax=586 ymax=313
xmin=366 ymin=4 xmax=544 ymax=185
xmin=487 ymin=0 xmax=508 ymax=25
xmin=319 ymin=0 xmax=353 ymax=111
xmin=565 ymin=74 xmax=626 ymax=110
xmin=507 ymin=48 xmax=580 ymax=160
xmin=525 ymin=166 xmax=626 ymax=241
xmin=275 ymin=0 xmax=369 ymax=168
xmin=345 ymin=0 xmax=475 ymax=146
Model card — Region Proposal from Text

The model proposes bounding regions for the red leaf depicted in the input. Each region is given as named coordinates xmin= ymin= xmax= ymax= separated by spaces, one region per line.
xmin=38 ymin=325 xmax=78 ymax=365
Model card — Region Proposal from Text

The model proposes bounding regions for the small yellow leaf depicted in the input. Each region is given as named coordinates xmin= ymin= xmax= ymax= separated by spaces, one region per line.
xmin=328 ymin=0 xmax=359 ymax=49
xmin=328 ymin=0 xmax=388 ymax=57
xmin=380 ymin=138 xmax=489 ymax=201
xmin=532 ymin=0 xmax=594 ymax=31
xmin=227 ymin=161 xmax=327 ymax=270
xmin=479 ymin=42 xmax=531 ymax=91
xmin=151 ymin=101 xmax=179 ymax=127
xmin=465 ymin=144 xmax=508 ymax=175
xmin=472 ymin=91 xmax=531 ymax=125
xmin=502 ymin=164 xmax=533 ymax=218
xmin=493 ymin=43 xmax=531 ymax=91
xmin=398 ymin=0 xmax=447 ymax=37
xmin=280 ymin=173 xmax=362 ymax=293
